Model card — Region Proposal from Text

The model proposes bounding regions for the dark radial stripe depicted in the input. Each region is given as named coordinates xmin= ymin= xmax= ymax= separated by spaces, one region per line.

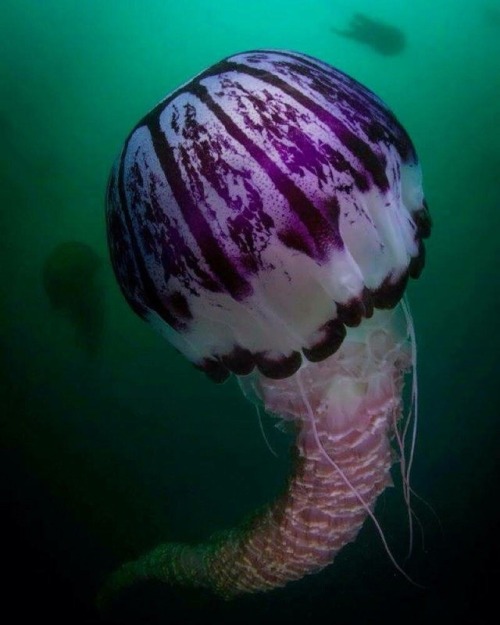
xmin=201 ymin=59 xmax=391 ymax=192
xmin=146 ymin=118 xmax=253 ymax=300
xmin=113 ymin=151 xmax=182 ymax=330
xmin=188 ymin=82 xmax=338 ymax=260
xmin=268 ymin=50 xmax=416 ymax=161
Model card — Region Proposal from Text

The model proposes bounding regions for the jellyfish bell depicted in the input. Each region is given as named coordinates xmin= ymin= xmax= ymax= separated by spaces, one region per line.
xmin=103 ymin=50 xmax=431 ymax=602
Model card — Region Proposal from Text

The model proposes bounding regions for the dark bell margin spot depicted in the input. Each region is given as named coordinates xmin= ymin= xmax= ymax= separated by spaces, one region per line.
xmin=371 ymin=272 xmax=409 ymax=309
xmin=336 ymin=288 xmax=374 ymax=327
xmin=196 ymin=358 xmax=230 ymax=383
xmin=222 ymin=347 xmax=255 ymax=376
xmin=408 ymin=241 xmax=426 ymax=279
xmin=165 ymin=291 xmax=193 ymax=320
xmin=303 ymin=319 xmax=347 ymax=362
xmin=413 ymin=202 xmax=432 ymax=239
xmin=254 ymin=350 xmax=302 ymax=379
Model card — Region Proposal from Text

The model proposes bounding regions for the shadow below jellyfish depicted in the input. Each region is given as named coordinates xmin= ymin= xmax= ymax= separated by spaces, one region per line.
xmin=332 ymin=13 xmax=407 ymax=56
xmin=42 ymin=241 xmax=105 ymax=355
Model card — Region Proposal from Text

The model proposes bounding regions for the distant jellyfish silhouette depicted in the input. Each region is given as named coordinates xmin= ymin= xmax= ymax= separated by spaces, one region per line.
xmin=102 ymin=50 xmax=431 ymax=602
xmin=333 ymin=13 xmax=406 ymax=56
xmin=43 ymin=241 xmax=104 ymax=355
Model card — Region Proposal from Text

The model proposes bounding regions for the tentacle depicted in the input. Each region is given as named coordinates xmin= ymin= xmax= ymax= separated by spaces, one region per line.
xmin=99 ymin=391 xmax=396 ymax=601
xmin=98 ymin=308 xmax=415 ymax=604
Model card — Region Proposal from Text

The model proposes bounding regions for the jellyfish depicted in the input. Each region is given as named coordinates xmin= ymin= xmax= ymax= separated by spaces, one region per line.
xmin=43 ymin=241 xmax=104 ymax=355
xmin=332 ymin=14 xmax=407 ymax=56
xmin=101 ymin=50 xmax=431 ymax=603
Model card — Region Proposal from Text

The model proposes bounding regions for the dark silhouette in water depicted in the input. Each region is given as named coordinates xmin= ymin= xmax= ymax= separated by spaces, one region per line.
xmin=333 ymin=13 xmax=406 ymax=56
xmin=43 ymin=241 xmax=104 ymax=355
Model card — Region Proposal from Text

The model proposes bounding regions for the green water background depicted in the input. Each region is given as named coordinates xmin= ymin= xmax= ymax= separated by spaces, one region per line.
xmin=1 ymin=0 xmax=499 ymax=623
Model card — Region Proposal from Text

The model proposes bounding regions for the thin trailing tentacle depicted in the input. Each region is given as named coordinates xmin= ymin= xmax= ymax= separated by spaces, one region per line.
xmin=296 ymin=368 xmax=420 ymax=586
xmin=255 ymin=402 xmax=279 ymax=458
